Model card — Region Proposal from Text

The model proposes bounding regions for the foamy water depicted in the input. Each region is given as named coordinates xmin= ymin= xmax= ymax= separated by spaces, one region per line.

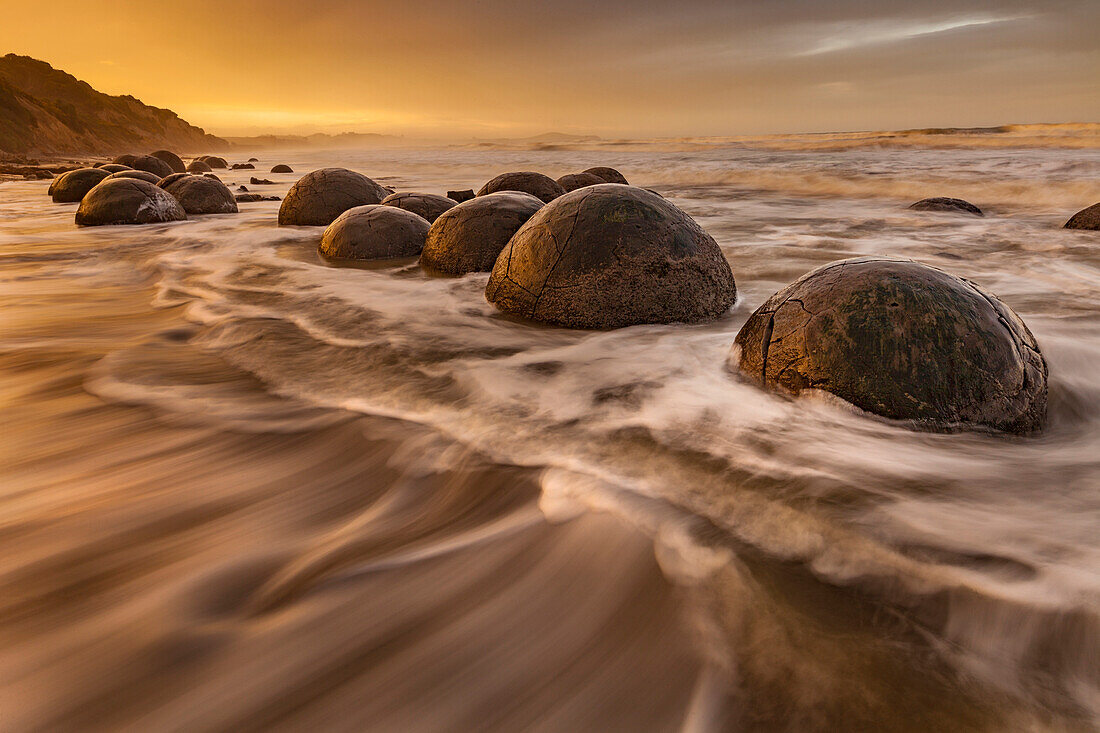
xmin=1 ymin=141 xmax=1099 ymax=731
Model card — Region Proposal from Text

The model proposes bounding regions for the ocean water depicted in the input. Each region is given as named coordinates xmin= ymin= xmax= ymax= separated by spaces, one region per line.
xmin=1 ymin=141 xmax=1099 ymax=732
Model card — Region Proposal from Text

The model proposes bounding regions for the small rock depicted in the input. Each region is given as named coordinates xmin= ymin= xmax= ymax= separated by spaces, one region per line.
xmin=249 ymin=177 xmax=275 ymax=185
xmin=908 ymin=197 xmax=983 ymax=216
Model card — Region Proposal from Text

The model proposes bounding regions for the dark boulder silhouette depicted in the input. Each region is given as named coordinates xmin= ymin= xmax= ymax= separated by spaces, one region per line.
xmin=908 ymin=197 xmax=983 ymax=216
xmin=160 ymin=175 xmax=238 ymax=215
xmin=381 ymin=192 xmax=456 ymax=224
xmin=1064 ymin=202 xmax=1100 ymax=230
xmin=319 ymin=205 xmax=430 ymax=261
xmin=477 ymin=171 xmax=564 ymax=203
xmin=421 ymin=192 xmax=543 ymax=275
xmin=278 ymin=168 xmax=389 ymax=226
xmin=75 ymin=178 xmax=186 ymax=226
xmin=48 ymin=167 xmax=111 ymax=202
xmin=583 ymin=166 xmax=629 ymax=185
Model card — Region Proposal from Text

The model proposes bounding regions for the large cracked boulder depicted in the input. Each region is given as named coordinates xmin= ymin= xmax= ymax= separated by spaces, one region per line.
xmin=107 ymin=169 xmax=162 ymax=184
xmin=318 ymin=205 xmax=429 ymax=261
xmin=583 ymin=166 xmax=629 ymax=185
xmin=130 ymin=155 xmax=175 ymax=178
xmin=477 ymin=171 xmax=564 ymax=203
xmin=278 ymin=168 xmax=389 ymax=226
xmin=149 ymin=150 xmax=186 ymax=174
xmin=908 ymin=197 xmax=983 ymax=216
xmin=75 ymin=179 xmax=186 ymax=226
xmin=381 ymin=192 xmax=456 ymax=224
xmin=49 ymin=167 xmax=112 ymax=202
xmin=159 ymin=175 xmax=238 ymax=215
xmin=732 ymin=257 xmax=1047 ymax=434
xmin=420 ymin=192 xmax=543 ymax=275
xmin=486 ymin=184 xmax=736 ymax=328
xmin=557 ymin=172 xmax=605 ymax=192
xmin=1064 ymin=202 xmax=1100 ymax=230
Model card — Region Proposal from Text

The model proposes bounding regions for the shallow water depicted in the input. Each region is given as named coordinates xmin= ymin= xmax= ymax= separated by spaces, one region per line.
xmin=1 ymin=143 xmax=1099 ymax=732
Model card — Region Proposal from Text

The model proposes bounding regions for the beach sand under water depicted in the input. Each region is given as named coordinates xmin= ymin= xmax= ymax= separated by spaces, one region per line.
xmin=1 ymin=137 xmax=1099 ymax=731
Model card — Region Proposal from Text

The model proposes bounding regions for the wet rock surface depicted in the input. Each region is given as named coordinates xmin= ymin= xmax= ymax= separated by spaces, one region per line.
xmin=486 ymin=184 xmax=736 ymax=328
xmin=232 ymin=163 xmax=255 ymax=170
xmin=732 ymin=256 xmax=1048 ymax=434
xmin=557 ymin=172 xmax=606 ymax=192
xmin=908 ymin=197 xmax=983 ymax=216
xmin=105 ymin=170 xmax=162 ymax=184
xmin=75 ymin=178 xmax=186 ymax=226
xmin=318 ymin=205 xmax=430 ymax=261
xmin=160 ymin=175 xmax=238 ymax=215
xmin=477 ymin=171 xmax=565 ymax=203
xmin=421 ymin=192 xmax=543 ymax=275
xmin=149 ymin=150 xmax=186 ymax=174
xmin=447 ymin=189 xmax=475 ymax=203
xmin=130 ymin=155 xmax=175 ymax=178
xmin=583 ymin=166 xmax=629 ymax=185
xmin=278 ymin=168 xmax=389 ymax=226
xmin=49 ymin=167 xmax=111 ymax=202
xmin=381 ymin=192 xmax=456 ymax=224
xmin=1064 ymin=202 xmax=1100 ymax=230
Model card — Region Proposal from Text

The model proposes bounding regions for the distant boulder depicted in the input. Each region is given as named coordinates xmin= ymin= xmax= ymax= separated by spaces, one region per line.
xmin=198 ymin=156 xmax=228 ymax=169
xmin=557 ymin=172 xmax=606 ymax=192
xmin=250 ymin=177 xmax=275 ymax=185
xmin=75 ymin=178 xmax=186 ymax=226
xmin=1064 ymin=202 xmax=1100 ymax=230
xmin=106 ymin=170 xmax=162 ymax=184
xmin=187 ymin=159 xmax=212 ymax=173
xmin=278 ymin=168 xmax=389 ymax=226
xmin=232 ymin=163 xmax=255 ymax=170
xmin=583 ymin=166 xmax=629 ymax=185
xmin=271 ymin=164 xmax=293 ymax=173
xmin=477 ymin=172 xmax=564 ymax=203
xmin=447 ymin=189 xmax=475 ymax=203
xmin=149 ymin=150 xmax=186 ymax=174
xmin=421 ymin=192 xmax=543 ymax=275
xmin=49 ymin=167 xmax=111 ymax=202
xmin=130 ymin=155 xmax=175 ymax=178
xmin=319 ymin=205 xmax=430 ymax=261
xmin=908 ymin=197 xmax=983 ymax=216
xmin=247 ymin=157 xmax=258 ymax=162
xmin=381 ymin=192 xmax=456 ymax=224
xmin=160 ymin=175 xmax=238 ymax=214
xmin=112 ymin=154 xmax=138 ymax=166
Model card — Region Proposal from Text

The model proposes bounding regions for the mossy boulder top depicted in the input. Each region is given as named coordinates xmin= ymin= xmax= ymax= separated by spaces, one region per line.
xmin=486 ymin=184 xmax=736 ymax=328
xmin=477 ymin=171 xmax=565 ymax=203
xmin=149 ymin=150 xmax=186 ymax=174
xmin=318 ymin=205 xmax=430 ymax=261
xmin=732 ymin=257 xmax=1048 ymax=434
xmin=75 ymin=178 xmax=186 ymax=226
xmin=1064 ymin=202 xmax=1100 ymax=230
xmin=49 ymin=167 xmax=112 ymax=202
xmin=583 ymin=166 xmax=629 ymax=185
xmin=130 ymin=155 xmax=175 ymax=178
xmin=557 ymin=172 xmax=606 ymax=192
xmin=106 ymin=170 xmax=162 ymax=184
xmin=159 ymin=175 xmax=238 ymax=215
xmin=278 ymin=168 xmax=389 ymax=226
xmin=420 ymin=192 xmax=544 ymax=276
xmin=381 ymin=191 xmax=456 ymax=224
xmin=908 ymin=197 xmax=983 ymax=216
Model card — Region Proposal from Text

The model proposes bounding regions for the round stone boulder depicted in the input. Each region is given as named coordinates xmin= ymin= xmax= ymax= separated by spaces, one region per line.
xmin=160 ymin=175 xmax=238 ymax=215
xmin=49 ymin=167 xmax=112 ymax=202
xmin=421 ymin=192 xmax=543 ymax=275
xmin=557 ymin=172 xmax=605 ymax=192
xmin=318 ymin=205 xmax=430 ymax=261
xmin=106 ymin=170 xmax=162 ymax=184
xmin=477 ymin=171 xmax=565 ymax=203
xmin=99 ymin=163 xmax=131 ymax=173
xmin=1064 ymin=202 xmax=1100 ymax=230
xmin=130 ymin=155 xmax=175 ymax=178
xmin=381 ymin=192 xmax=456 ymax=224
xmin=583 ymin=166 xmax=629 ymax=185
xmin=271 ymin=164 xmax=293 ymax=173
xmin=732 ymin=257 xmax=1047 ymax=434
xmin=158 ymin=172 xmax=192 ymax=188
xmin=187 ymin=159 xmax=212 ymax=173
xmin=278 ymin=168 xmax=389 ymax=226
xmin=198 ymin=156 xmax=228 ymax=169
xmin=486 ymin=184 xmax=736 ymax=328
xmin=112 ymin=154 xmax=138 ymax=166
xmin=908 ymin=197 xmax=983 ymax=216
xmin=75 ymin=178 xmax=186 ymax=226
xmin=149 ymin=150 xmax=186 ymax=174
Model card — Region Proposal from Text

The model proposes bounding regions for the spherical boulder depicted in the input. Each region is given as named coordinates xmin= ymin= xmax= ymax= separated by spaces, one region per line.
xmin=557 ymin=172 xmax=606 ymax=192
xmin=160 ymin=175 xmax=238 ymax=215
xmin=187 ymin=159 xmax=212 ymax=173
xmin=1064 ymin=202 xmax=1100 ymax=230
xmin=130 ymin=155 xmax=175 ymax=178
xmin=732 ymin=257 xmax=1047 ymax=434
xmin=99 ymin=163 xmax=131 ymax=173
xmin=583 ymin=166 xmax=629 ymax=185
xmin=486 ymin=184 xmax=736 ymax=328
xmin=75 ymin=178 xmax=186 ymax=226
xmin=199 ymin=155 xmax=228 ymax=169
xmin=49 ymin=167 xmax=112 ymax=202
xmin=157 ymin=172 xmax=191 ymax=188
xmin=381 ymin=192 xmax=456 ymax=224
xmin=421 ymin=192 xmax=543 ymax=275
xmin=278 ymin=168 xmax=389 ymax=226
xmin=271 ymin=164 xmax=293 ymax=173
xmin=149 ymin=150 xmax=186 ymax=174
xmin=908 ymin=197 xmax=983 ymax=216
xmin=318 ymin=205 xmax=430 ymax=261
xmin=112 ymin=154 xmax=138 ymax=166
xmin=106 ymin=170 xmax=162 ymax=184
xmin=477 ymin=171 xmax=564 ymax=203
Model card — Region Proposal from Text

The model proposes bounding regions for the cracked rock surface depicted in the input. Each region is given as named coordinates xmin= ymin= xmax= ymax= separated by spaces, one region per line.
xmin=583 ymin=166 xmax=629 ymax=185
xmin=420 ymin=192 xmax=543 ymax=275
xmin=477 ymin=171 xmax=565 ymax=203
xmin=278 ymin=168 xmax=389 ymax=226
xmin=733 ymin=256 xmax=1048 ymax=434
xmin=485 ymin=184 xmax=736 ymax=329
xmin=557 ymin=172 xmax=605 ymax=192
xmin=908 ymin=197 xmax=983 ymax=216
xmin=49 ymin=167 xmax=111 ymax=202
xmin=318 ymin=205 xmax=429 ymax=261
xmin=381 ymin=192 xmax=456 ymax=224
xmin=160 ymin=175 xmax=238 ymax=215
xmin=75 ymin=178 xmax=186 ymax=226
xmin=1064 ymin=202 xmax=1100 ymax=230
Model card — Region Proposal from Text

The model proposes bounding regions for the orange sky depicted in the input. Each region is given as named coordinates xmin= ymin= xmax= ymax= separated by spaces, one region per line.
xmin=2 ymin=0 xmax=1097 ymax=138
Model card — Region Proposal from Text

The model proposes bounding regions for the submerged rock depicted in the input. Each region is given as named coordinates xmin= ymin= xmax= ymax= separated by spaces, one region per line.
xmin=271 ymin=164 xmax=293 ymax=173
xmin=160 ymin=175 xmax=238 ymax=214
xmin=187 ymin=159 xmax=212 ymax=173
xmin=1064 ymin=202 xmax=1100 ymax=230
xmin=106 ymin=170 xmax=162 ymax=184
xmin=557 ymin=172 xmax=605 ymax=192
xmin=232 ymin=163 xmax=255 ymax=170
xmin=447 ymin=189 xmax=475 ymax=203
xmin=149 ymin=150 xmax=186 ymax=174
xmin=49 ymin=167 xmax=111 ymax=202
xmin=583 ymin=166 xmax=629 ymax=185
xmin=250 ymin=177 xmax=275 ymax=185
xmin=421 ymin=192 xmax=543 ymax=275
xmin=319 ymin=205 xmax=430 ymax=261
xmin=908 ymin=197 xmax=983 ymax=216
xmin=130 ymin=155 xmax=175 ymax=178
xmin=235 ymin=193 xmax=264 ymax=203
xmin=381 ymin=192 xmax=456 ymax=224
xmin=486 ymin=184 xmax=735 ymax=328
xmin=278 ymin=168 xmax=389 ymax=226
xmin=477 ymin=171 xmax=564 ymax=203
xmin=75 ymin=178 xmax=186 ymax=226
xmin=732 ymin=257 xmax=1047 ymax=434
